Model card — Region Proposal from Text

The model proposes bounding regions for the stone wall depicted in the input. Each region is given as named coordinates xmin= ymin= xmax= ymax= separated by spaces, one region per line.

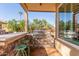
xmin=32 ymin=31 xmax=54 ymax=48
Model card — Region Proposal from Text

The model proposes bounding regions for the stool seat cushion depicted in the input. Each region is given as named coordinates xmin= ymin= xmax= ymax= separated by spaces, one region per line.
xmin=15 ymin=44 xmax=28 ymax=50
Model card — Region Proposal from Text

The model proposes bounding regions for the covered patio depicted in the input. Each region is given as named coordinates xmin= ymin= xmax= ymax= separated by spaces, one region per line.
xmin=0 ymin=3 xmax=79 ymax=56
xmin=20 ymin=3 xmax=61 ymax=56
xmin=0 ymin=3 xmax=61 ymax=56
xmin=20 ymin=3 xmax=79 ymax=56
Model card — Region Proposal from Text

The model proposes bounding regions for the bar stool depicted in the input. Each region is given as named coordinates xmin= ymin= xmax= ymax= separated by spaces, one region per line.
xmin=21 ymin=39 xmax=30 ymax=55
xmin=19 ymin=37 xmax=30 ymax=55
xmin=14 ymin=44 xmax=28 ymax=56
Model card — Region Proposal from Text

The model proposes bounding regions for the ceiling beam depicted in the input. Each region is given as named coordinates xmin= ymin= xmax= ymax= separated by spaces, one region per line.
xmin=20 ymin=3 xmax=28 ymax=12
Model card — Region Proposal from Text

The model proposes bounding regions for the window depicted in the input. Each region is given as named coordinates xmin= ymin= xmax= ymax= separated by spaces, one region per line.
xmin=75 ymin=13 xmax=79 ymax=32
xmin=58 ymin=4 xmax=79 ymax=46
xmin=58 ymin=4 xmax=65 ymax=38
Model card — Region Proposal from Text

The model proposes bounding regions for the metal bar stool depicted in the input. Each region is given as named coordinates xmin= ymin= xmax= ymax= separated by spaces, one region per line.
xmin=14 ymin=44 xmax=28 ymax=56
xmin=21 ymin=38 xmax=30 ymax=56
xmin=22 ymin=39 xmax=30 ymax=55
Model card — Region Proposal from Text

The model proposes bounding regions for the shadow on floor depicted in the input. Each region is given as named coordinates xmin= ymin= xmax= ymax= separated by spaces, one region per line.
xmin=30 ymin=47 xmax=61 ymax=56
xmin=30 ymin=47 xmax=48 ymax=56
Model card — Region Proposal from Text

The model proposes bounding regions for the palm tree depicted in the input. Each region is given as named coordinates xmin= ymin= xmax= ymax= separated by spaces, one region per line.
xmin=19 ymin=11 xmax=23 ymax=20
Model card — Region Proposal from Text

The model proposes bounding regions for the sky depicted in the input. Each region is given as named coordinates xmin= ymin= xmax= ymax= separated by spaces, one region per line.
xmin=0 ymin=3 xmax=56 ymax=26
xmin=28 ymin=12 xmax=56 ymax=26
xmin=59 ymin=12 xmax=73 ymax=22
xmin=0 ymin=3 xmax=25 ymax=21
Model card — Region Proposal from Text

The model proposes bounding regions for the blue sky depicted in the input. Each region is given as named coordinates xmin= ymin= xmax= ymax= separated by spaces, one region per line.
xmin=0 ymin=3 xmax=56 ymax=26
xmin=59 ymin=12 xmax=73 ymax=22
xmin=28 ymin=12 xmax=56 ymax=26
xmin=0 ymin=3 xmax=24 ymax=21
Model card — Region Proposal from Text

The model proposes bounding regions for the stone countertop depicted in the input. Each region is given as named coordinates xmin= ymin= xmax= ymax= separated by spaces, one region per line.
xmin=0 ymin=32 xmax=27 ymax=41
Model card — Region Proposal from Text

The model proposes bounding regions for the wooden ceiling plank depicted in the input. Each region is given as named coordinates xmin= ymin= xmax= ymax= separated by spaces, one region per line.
xmin=21 ymin=3 xmax=58 ymax=12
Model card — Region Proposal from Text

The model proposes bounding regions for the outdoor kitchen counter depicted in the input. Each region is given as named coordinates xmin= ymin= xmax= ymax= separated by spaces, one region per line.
xmin=0 ymin=32 xmax=31 ymax=55
xmin=0 ymin=32 xmax=27 ymax=46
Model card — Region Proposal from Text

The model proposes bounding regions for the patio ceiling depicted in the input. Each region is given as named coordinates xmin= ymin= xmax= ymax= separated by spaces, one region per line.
xmin=72 ymin=4 xmax=79 ymax=14
xmin=59 ymin=4 xmax=79 ymax=14
xmin=21 ymin=3 xmax=59 ymax=12
xmin=59 ymin=4 xmax=71 ymax=12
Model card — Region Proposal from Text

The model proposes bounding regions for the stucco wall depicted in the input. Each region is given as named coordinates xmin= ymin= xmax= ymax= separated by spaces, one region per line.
xmin=55 ymin=39 xmax=79 ymax=56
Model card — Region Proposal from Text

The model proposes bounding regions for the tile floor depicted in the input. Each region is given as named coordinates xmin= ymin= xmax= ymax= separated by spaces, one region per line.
xmin=30 ymin=47 xmax=61 ymax=56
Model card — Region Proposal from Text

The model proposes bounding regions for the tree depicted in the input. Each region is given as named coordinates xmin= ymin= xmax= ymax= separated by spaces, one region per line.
xmin=7 ymin=19 xmax=18 ymax=32
xmin=18 ymin=20 xmax=25 ymax=32
xmin=7 ymin=18 xmax=53 ymax=32
xmin=7 ymin=19 xmax=25 ymax=32
xmin=28 ymin=18 xmax=52 ymax=32
xmin=19 ymin=11 xmax=23 ymax=20
xmin=59 ymin=20 xmax=65 ymax=30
